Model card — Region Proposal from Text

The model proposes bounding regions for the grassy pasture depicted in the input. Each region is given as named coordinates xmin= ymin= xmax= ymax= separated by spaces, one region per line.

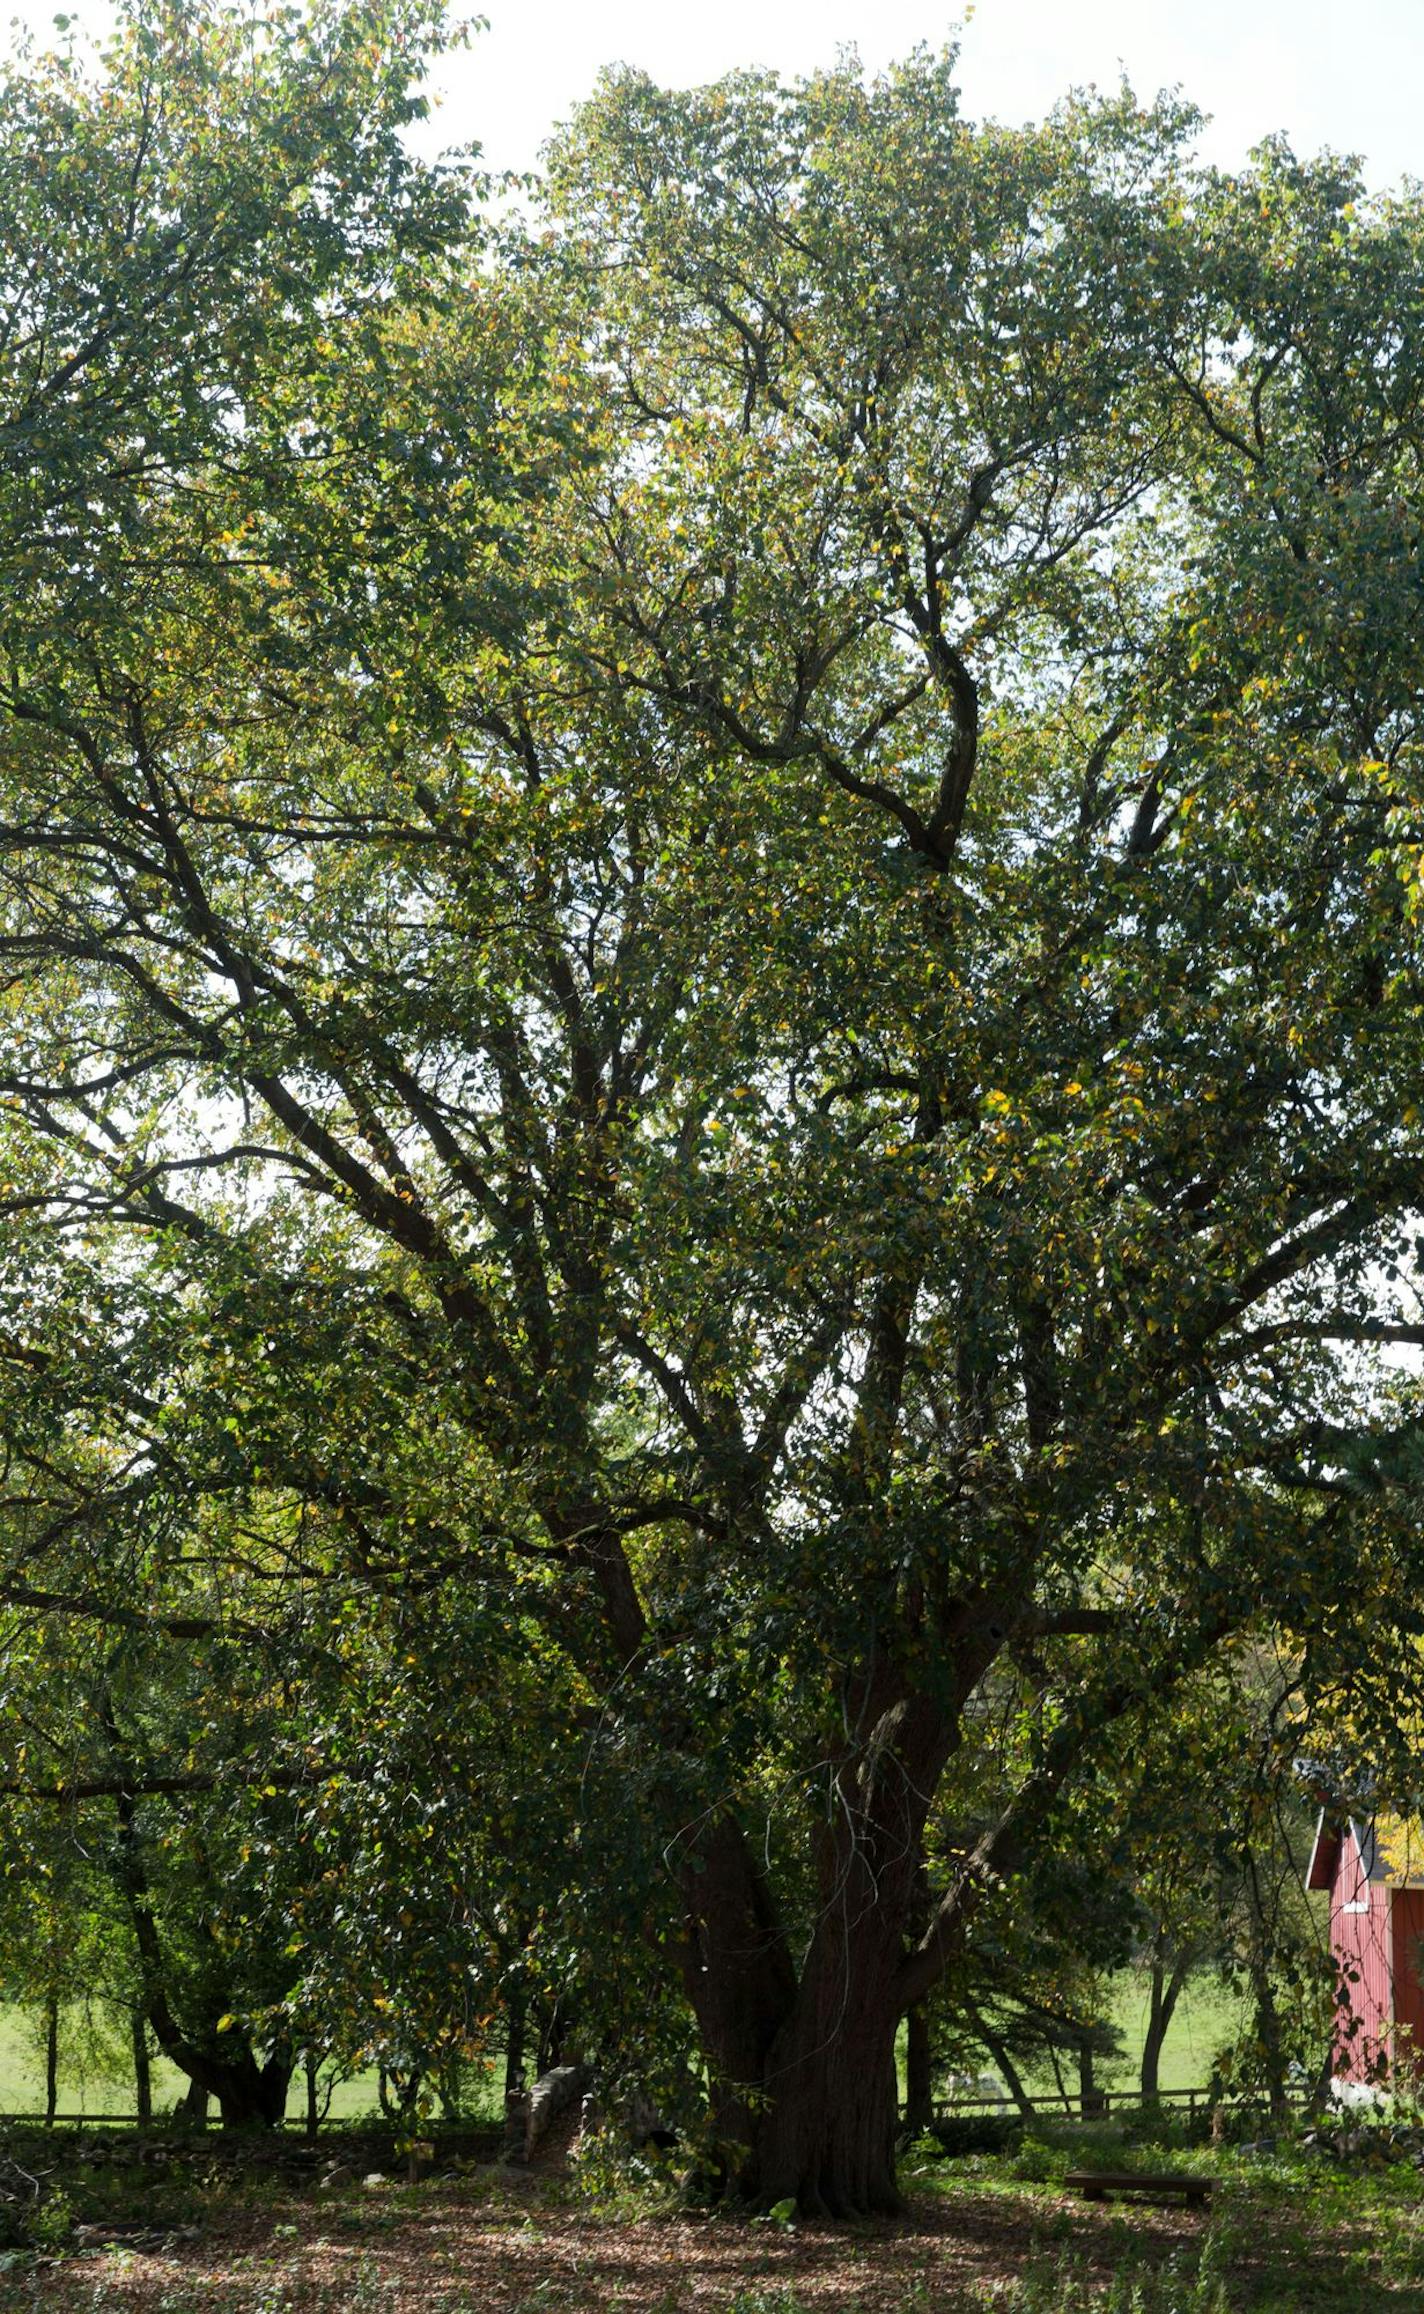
xmin=936 ymin=1972 xmax=1249 ymax=2111
xmin=0 ymin=1973 xmax=1247 ymax=2123
xmin=0 ymin=2008 xmax=498 ymax=2125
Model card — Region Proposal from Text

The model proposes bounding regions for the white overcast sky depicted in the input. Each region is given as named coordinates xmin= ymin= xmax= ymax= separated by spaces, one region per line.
xmin=437 ymin=0 xmax=1421 ymax=187
xmin=6 ymin=0 xmax=1421 ymax=186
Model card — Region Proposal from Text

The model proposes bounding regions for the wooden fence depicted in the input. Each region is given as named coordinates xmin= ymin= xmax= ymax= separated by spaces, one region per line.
xmin=0 ymin=2110 xmax=502 ymax=2136
xmin=0 ymin=2084 xmax=1286 ymax=2131
xmin=920 ymin=2082 xmax=1311 ymax=2124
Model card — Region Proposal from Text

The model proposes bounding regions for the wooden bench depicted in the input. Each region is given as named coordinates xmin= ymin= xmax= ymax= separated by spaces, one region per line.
xmin=1066 ymin=2169 xmax=1214 ymax=2209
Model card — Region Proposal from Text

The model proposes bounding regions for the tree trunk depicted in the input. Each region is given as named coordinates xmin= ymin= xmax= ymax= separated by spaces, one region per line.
xmin=186 ymin=2046 xmax=290 ymax=2128
xmin=1077 ymin=2032 xmax=1106 ymax=2119
xmin=536 ymin=1994 xmax=575 ymax=2076
xmin=111 ymin=1785 xmax=292 ymax=2128
xmin=437 ymin=2052 xmax=463 ymax=2118
xmin=44 ymin=1994 xmax=58 ymax=2125
xmin=680 ymin=1814 xmax=907 ymax=2214
xmin=903 ymin=2003 xmax=934 ymax=2136
xmin=379 ymin=2063 xmax=422 ymax=2122
xmin=679 ymin=1692 xmax=953 ymax=2215
xmin=969 ymin=2011 xmax=1037 ymax=2123
xmin=1141 ymin=1954 xmax=1192 ymax=2103
xmin=132 ymin=2006 xmax=152 ymax=2124
xmin=1048 ymin=2040 xmax=1072 ymax=2115
xmin=1251 ymin=1962 xmax=1291 ymax=2123
xmin=503 ymin=1990 xmax=526 ymax=2101
xmin=143 ymin=1979 xmax=290 ymax=2126
xmin=753 ymin=1995 xmax=903 ymax=2216
xmin=138 ymin=1995 xmax=291 ymax=2128
xmin=682 ymin=1841 xmax=906 ymax=2214
xmin=1244 ymin=1851 xmax=1292 ymax=2123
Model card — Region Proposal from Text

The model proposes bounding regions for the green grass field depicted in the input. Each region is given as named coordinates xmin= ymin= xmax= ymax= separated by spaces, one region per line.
xmin=903 ymin=1972 xmax=1249 ymax=2113
xmin=1006 ymin=1971 xmax=1248 ymax=2106
xmin=0 ymin=1970 xmax=1247 ymax=2122
xmin=0 ymin=2004 xmax=500 ymax=2123
xmin=1106 ymin=1971 xmax=1246 ymax=2096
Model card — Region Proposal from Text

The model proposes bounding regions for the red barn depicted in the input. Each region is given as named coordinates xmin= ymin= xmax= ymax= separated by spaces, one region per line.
xmin=1308 ymin=1813 xmax=1424 ymax=2084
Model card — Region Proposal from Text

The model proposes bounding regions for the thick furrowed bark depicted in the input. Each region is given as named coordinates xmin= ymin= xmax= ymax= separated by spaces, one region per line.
xmin=748 ymin=1833 xmax=918 ymax=2217
xmin=675 ymin=1818 xmax=915 ymax=2211
xmin=682 ymin=1687 xmax=955 ymax=2215
xmin=679 ymin=1812 xmax=799 ymax=2088
xmin=754 ymin=2005 xmax=904 ymax=2217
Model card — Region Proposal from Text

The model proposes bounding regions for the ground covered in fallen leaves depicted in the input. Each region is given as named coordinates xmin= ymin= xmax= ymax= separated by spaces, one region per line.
xmin=4 ymin=2125 xmax=1424 ymax=2310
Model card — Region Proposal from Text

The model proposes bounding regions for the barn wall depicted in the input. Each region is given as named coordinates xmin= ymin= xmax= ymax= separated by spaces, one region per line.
xmin=1332 ymin=1834 xmax=1393 ymax=2080
xmin=1391 ymin=1889 xmax=1424 ymax=2078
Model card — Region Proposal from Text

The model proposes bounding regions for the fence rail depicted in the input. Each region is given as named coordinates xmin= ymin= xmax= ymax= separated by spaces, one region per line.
xmin=922 ymin=2085 xmax=1200 ymax=2123
xmin=920 ymin=2083 xmax=1311 ymax=2124
xmin=0 ymin=2111 xmax=501 ymax=2133
xmin=0 ymin=2086 xmax=1303 ymax=2131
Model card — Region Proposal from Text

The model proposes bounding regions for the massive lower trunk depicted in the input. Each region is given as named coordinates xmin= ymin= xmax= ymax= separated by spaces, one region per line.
xmin=142 ymin=1986 xmax=292 ymax=2125
xmin=679 ymin=1819 xmax=905 ymax=2210
xmin=689 ymin=1908 xmax=908 ymax=2215
xmin=753 ymin=1994 xmax=904 ymax=2217
xmin=141 ymin=1966 xmax=293 ymax=2125
xmin=688 ymin=1954 xmax=905 ymax=2215
xmin=679 ymin=1689 xmax=954 ymax=2216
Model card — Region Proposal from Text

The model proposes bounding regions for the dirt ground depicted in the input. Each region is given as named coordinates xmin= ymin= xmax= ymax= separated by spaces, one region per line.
xmin=4 ymin=2167 xmax=1272 ymax=2313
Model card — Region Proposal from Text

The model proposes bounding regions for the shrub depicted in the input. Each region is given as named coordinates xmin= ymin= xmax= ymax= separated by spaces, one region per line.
xmin=1007 ymin=2135 xmax=1061 ymax=2184
xmin=928 ymin=2113 xmax=1023 ymax=2159
xmin=30 ymin=2185 xmax=73 ymax=2251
